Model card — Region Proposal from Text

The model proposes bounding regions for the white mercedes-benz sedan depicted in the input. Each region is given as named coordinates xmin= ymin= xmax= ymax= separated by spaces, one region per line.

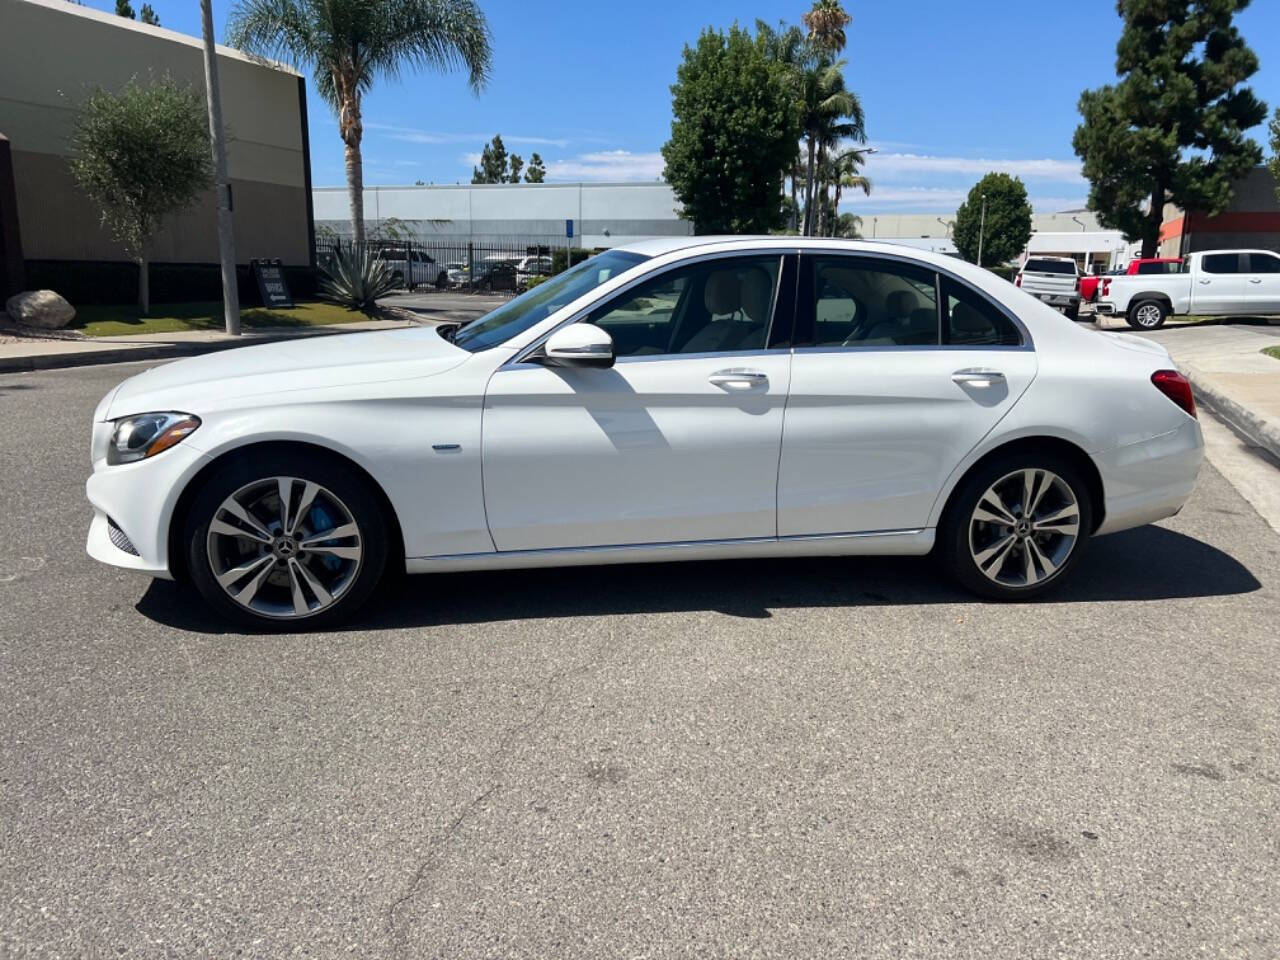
xmin=86 ymin=237 xmax=1203 ymax=627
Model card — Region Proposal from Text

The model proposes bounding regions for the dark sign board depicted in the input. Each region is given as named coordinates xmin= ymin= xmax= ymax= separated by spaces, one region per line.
xmin=251 ymin=258 xmax=293 ymax=308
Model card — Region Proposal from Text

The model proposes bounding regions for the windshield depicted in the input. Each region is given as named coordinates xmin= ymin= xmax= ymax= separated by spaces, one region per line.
xmin=452 ymin=250 xmax=649 ymax=352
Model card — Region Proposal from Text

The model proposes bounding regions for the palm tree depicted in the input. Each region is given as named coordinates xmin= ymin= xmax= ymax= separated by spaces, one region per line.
xmin=827 ymin=145 xmax=871 ymax=236
xmin=228 ymin=0 xmax=491 ymax=246
xmin=755 ymin=20 xmax=809 ymax=231
xmin=799 ymin=60 xmax=864 ymax=236
xmin=802 ymin=0 xmax=852 ymax=54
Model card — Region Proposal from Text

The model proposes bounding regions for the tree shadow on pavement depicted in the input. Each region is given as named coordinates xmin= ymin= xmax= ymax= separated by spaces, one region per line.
xmin=136 ymin=523 xmax=1261 ymax=635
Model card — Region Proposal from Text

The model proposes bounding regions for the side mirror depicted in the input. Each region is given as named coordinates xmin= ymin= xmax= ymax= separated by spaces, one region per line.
xmin=542 ymin=324 xmax=615 ymax=368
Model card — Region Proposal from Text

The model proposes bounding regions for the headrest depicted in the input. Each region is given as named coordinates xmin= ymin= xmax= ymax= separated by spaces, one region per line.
xmin=704 ymin=270 xmax=741 ymax=316
xmin=886 ymin=289 xmax=918 ymax=316
xmin=739 ymin=269 xmax=773 ymax=323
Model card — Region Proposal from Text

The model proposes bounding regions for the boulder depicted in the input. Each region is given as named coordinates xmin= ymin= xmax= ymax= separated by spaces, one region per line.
xmin=6 ymin=290 xmax=76 ymax=329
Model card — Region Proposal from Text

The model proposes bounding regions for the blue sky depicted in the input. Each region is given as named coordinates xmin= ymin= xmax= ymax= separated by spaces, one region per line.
xmin=85 ymin=0 xmax=1279 ymax=213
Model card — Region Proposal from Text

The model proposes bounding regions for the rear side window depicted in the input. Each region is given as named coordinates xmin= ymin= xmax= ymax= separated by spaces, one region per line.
xmin=798 ymin=256 xmax=939 ymax=348
xmin=1023 ymin=259 xmax=1076 ymax=275
xmin=1201 ymin=253 xmax=1242 ymax=274
xmin=1247 ymin=253 xmax=1280 ymax=274
xmin=1136 ymin=261 xmax=1179 ymax=275
xmin=941 ymin=276 xmax=1022 ymax=347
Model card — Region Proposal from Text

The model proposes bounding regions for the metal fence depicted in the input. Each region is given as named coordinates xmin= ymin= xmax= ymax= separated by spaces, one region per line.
xmin=314 ymin=235 xmax=578 ymax=298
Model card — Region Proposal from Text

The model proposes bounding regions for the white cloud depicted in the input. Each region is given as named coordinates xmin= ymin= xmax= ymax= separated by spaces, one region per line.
xmin=368 ymin=122 xmax=569 ymax=148
xmin=865 ymin=152 xmax=1083 ymax=182
xmin=545 ymin=150 xmax=665 ymax=182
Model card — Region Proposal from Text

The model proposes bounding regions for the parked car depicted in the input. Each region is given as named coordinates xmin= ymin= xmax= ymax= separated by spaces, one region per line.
xmin=1096 ymin=249 xmax=1280 ymax=329
xmin=444 ymin=261 xmax=468 ymax=287
xmin=1082 ymin=258 xmax=1183 ymax=303
xmin=1015 ymin=256 xmax=1081 ymax=319
xmin=376 ymin=247 xmax=448 ymax=290
xmin=467 ymin=259 xmax=518 ymax=292
xmin=86 ymin=237 xmax=1203 ymax=626
xmin=516 ymin=255 xmax=553 ymax=290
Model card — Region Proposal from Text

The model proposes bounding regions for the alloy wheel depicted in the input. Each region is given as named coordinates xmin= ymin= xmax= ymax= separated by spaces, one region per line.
xmin=968 ymin=468 xmax=1080 ymax=588
xmin=1134 ymin=303 xmax=1162 ymax=327
xmin=205 ymin=476 xmax=363 ymax=620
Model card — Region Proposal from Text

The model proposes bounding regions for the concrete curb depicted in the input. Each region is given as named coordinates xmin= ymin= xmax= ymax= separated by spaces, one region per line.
xmin=0 ymin=326 xmax=378 ymax=374
xmin=1183 ymin=364 xmax=1280 ymax=462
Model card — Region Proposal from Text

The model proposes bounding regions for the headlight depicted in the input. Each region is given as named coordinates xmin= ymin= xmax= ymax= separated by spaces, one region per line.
xmin=108 ymin=412 xmax=201 ymax=465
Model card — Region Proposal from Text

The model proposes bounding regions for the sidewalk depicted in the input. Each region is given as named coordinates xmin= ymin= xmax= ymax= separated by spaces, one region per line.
xmin=1106 ymin=318 xmax=1280 ymax=460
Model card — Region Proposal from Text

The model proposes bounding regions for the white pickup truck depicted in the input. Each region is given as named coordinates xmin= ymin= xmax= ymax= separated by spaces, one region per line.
xmin=1015 ymin=256 xmax=1081 ymax=320
xmin=1095 ymin=249 xmax=1280 ymax=329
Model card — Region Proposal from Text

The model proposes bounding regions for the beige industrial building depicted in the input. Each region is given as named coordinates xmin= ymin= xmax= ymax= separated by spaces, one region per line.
xmin=0 ymin=0 xmax=313 ymax=300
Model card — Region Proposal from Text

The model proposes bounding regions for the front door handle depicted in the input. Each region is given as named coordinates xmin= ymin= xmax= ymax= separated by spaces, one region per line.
xmin=952 ymin=369 xmax=1006 ymax=388
xmin=1198 ymin=279 xmax=1213 ymax=285
xmin=1248 ymin=278 xmax=1263 ymax=284
xmin=709 ymin=369 xmax=768 ymax=390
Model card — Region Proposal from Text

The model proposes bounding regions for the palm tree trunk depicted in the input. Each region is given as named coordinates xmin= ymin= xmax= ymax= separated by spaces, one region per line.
xmin=789 ymin=162 xmax=799 ymax=233
xmin=816 ymin=145 xmax=828 ymax=237
xmin=803 ymin=136 xmax=817 ymax=236
xmin=339 ymin=83 xmax=366 ymax=247
xmin=137 ymin=253 xmax=149 ymax=315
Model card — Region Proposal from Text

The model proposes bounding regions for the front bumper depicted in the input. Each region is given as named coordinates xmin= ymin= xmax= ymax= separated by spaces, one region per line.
xmin=1094 ymin=417 xmax=1204 ymax=536
xmin=85 ymin=442 xmax=211 ymax=579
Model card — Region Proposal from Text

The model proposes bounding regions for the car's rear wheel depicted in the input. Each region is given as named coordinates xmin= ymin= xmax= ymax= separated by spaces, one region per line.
xmin=1127 ymin=299 xmax=1168 ymax=330
xmin=1064 ymin=302 xmax=1080 ymax=321
xmin=939 ymin=451 xmax=1093 ymax=600
xmin=435 ymin=271 xmax=448 ymax=289
xmin=184 ymin=450 xmax=388 ymax=629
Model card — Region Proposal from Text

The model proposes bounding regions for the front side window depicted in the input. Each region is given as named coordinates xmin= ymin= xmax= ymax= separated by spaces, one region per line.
xmin=1201 ymin=253 xmax=1242 ymax=274
xmin=799 ymin=256 xmax=939 ymax=347
xmin=1247 ymin=253 xmax=1280 ymax=274
xmin=941 ymin=276 xmax=1022 ymax=346
xmin=584 ymin=256 xmax=781 ymax=358
xmin=453 ymin=250 xmax=648 ymax=351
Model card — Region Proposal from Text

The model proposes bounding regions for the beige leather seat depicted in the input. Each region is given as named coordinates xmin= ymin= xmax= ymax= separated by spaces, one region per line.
xmin=681 ymin=269 xmax=746 ymax=353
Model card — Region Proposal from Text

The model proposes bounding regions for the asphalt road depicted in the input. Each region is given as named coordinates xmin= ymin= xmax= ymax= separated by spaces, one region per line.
xmin=2 ymin=359 xmax=1279 ymax=959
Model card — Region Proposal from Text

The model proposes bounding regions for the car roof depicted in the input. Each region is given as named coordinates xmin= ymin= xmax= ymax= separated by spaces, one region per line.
xmin=1191 ymin=248 xmax=1279 ymax=256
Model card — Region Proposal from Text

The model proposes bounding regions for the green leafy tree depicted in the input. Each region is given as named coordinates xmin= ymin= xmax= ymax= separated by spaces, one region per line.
xmin=228 ymin=0 xmax=492 ymax=247
xmin=952 ymin=173 xmax=1033 ymax=267
xmin=1267 ymin=107 xmax=1280 ymax=204
xmin=114 ymin=0 xmax=135 ymax=17
xmin=661 ymin=24 xmax=803 ymax=234
xmin=525 ymin=152 xmax=546 ymax=182
xmin=68 ymin=75 xmax=211 ymax=313
xmin=507 ymin=153 xmax=524 ymax=183
xmin=139 ymin=3 xmax=159 ymax=24
xmin=471 ymin=134 xmax=508 ymax=183
xmin=1073 ymin=0 xmax=1266 ymax=258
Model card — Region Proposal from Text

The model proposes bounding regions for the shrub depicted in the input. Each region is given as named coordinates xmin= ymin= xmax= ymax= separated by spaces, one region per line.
xmin=317 ymin=244 xmax=397 ymax=311
xmin=550 ymin=247 xmax=603 ymax=274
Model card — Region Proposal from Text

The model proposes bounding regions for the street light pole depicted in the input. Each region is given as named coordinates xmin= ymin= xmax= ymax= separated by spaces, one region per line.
xmin=976 ymin=193 xmax=988 ymax=267
xmin=200 ymin=0 xmax=240 ymax=336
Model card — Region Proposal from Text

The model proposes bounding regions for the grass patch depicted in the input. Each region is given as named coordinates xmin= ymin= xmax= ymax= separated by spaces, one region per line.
xmin=71 ymin=301 xmax=372 ymax=338
xmin=1263 ymin=345 xmax=1280 ymax=361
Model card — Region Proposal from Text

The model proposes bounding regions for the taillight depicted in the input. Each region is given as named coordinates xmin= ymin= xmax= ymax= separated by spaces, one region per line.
xmin=1101 ymin=278 xmax=1111 ymax=297
xmin=1151 ymin=369 xmax=1196 ymax=418
xmin=1014 ymin=273 xmax=1022 ymax=287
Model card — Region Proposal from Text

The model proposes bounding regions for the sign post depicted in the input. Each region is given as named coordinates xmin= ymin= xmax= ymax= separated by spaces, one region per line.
xmin=565 ymin=219 xmax=574 ymax=272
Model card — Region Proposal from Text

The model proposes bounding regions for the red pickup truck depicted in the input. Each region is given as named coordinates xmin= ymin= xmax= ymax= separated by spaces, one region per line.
xmin=1080 ymin=257 xmax=1182 ymax=303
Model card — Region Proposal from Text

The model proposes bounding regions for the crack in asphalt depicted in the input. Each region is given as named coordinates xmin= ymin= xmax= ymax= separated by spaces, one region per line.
xmin=384 ymin=646 xmax=606 ymax=954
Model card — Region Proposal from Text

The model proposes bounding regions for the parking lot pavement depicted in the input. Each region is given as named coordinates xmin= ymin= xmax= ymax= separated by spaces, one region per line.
xmin=2 ymin=361 xmax=1279 ymax=959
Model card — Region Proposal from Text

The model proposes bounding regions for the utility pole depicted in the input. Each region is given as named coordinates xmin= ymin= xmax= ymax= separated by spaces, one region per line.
xmin=976 ymin=193 xmax=988 ymax=268
xmin=200 ymin=0 xmax=240 ymax=335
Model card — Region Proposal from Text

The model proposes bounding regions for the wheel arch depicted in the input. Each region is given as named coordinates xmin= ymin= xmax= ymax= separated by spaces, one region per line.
xmin=933 ymin=435 xmax=1105 ymax=536
xmin=1127 ymin=292 xmax=1173 ymax=311
xmin=167 ymin=439 xmax=407 ymax=583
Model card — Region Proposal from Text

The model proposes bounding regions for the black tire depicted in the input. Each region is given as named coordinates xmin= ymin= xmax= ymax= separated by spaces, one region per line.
xmin=1064 ymin=302 xmax=1080 ymax=321
xmin=184 ymin=449 xmax=389 ymax=629
xmin=435 ymin=271 xmax=448 ymax=290
xmin=938 ymin=449 xmax=1093 ymax=601
xmin=1127 ymin=298 xmax=1168 ymax=330
xmin=391 ymin=270 xmax=405 ymax=289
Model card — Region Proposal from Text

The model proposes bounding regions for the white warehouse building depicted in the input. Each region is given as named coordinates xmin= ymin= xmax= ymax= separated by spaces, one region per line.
xmin=312 ymin=181 xmax=693 ymax=248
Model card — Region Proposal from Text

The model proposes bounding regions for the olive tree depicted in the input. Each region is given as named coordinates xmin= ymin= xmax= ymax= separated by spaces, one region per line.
xmin=69 ymin=75 xmax=212 ymax=313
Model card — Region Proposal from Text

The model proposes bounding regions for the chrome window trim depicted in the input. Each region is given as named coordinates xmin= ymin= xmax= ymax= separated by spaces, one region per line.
xmin=505 ymin=248 xmax=799 ymax=368
xmin=799 ymin=246 xmax=1035 ymax=352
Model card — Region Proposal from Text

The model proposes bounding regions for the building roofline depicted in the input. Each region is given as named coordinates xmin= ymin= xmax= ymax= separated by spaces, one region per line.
xmin=13 ymin=0 xmax=302 ymax=76
xmin=312 ymin=181 xmax=673 ymax=191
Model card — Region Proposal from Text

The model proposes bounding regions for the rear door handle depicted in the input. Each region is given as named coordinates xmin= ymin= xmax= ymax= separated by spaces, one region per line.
xmin=1248 ymin=278 xmax=1262 ymax=284
xmin=952 ymin=369 xmax=1006 ymax=388
xmin=709 ymin=369 xmax=768 ymax=390
xmin=1198 ymin=279 xmax=1213 ymax=285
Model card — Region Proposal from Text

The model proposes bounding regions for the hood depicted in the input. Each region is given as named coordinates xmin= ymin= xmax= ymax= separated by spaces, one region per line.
xmin=105 ymin=325 xmax=468 ymax=419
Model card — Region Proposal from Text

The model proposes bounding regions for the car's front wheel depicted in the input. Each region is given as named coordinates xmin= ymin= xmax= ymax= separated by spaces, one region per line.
xmin=184 ymin=450 xmax=389 ymax=628
xmin=939 ymin=451 xmax=1093 ymax=600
